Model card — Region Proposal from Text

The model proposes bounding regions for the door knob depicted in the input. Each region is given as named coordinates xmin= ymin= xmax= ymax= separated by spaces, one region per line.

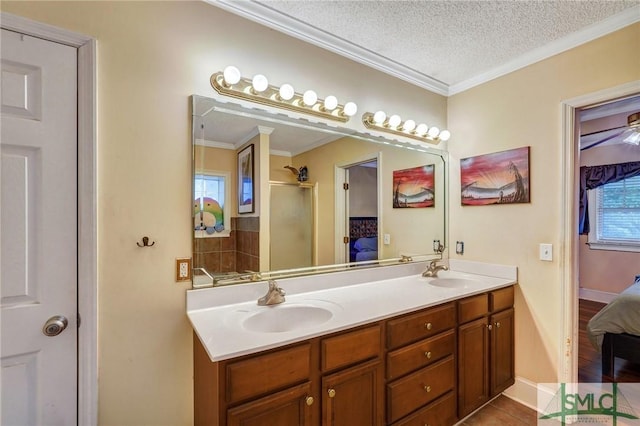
xmin=43 ymin=315 xmax=68 ymax=337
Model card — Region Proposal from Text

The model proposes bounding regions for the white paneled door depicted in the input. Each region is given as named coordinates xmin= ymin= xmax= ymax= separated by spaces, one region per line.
xmin=1 ymin=28 xmax=78 ymax=425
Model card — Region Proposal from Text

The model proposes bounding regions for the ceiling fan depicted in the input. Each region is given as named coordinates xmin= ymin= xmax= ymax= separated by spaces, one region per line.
xmin=581 ymin=111 xmax=640 ymax=150
xmin=622 ymin=112 xmax=640 ymax=145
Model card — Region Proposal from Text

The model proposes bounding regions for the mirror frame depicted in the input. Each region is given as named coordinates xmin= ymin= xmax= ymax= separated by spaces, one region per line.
xmin=191 ymin=95 xmax=449 ymax=287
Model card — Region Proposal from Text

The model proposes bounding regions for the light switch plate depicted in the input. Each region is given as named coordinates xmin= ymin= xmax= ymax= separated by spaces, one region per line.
xmin=383 ymin=234 xmax=391 ymax=245
xmin=176 ymin=257 xmax=192 ymax=282
xmin=539 ymin=244 xmax=553 ymax=261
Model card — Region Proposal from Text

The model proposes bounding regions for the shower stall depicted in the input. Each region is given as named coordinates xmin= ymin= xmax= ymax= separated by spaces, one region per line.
xmin=269 ymin=181 xmax=316 ymax=271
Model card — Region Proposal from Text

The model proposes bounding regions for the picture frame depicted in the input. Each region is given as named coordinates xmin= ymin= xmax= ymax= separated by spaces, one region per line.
xmin=460 ymin=146 xmax=530 ymax=206
xmin=392 ymin=164 xmax=435 ymax=208
xmin=237 ymin=144 xmax=254 ymax=214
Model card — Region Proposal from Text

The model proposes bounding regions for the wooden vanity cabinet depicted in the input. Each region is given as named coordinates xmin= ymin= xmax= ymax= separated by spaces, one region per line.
xmin=194 ymin=324 xmax=383 ymax=426
xmin=385 ymin=302 xmax=457 ymax=425
xmin=321 ymin=324 xmax=385 ymax=425
xmin=457 ymin=286 xmax=515 ymax=419
xmin=194 ymin=285 xmax=515 ymax=426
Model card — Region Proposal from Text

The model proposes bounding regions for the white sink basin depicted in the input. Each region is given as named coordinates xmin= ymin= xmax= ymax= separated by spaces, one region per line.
xmin=242 ymin=303 xmax=335 ymax=333
xmin=427 ymin=277 xmax=478 ymax=289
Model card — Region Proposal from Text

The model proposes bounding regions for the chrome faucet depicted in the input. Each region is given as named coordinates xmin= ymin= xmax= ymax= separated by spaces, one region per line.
xmin=422 ymin=260 xmax=449 ymax=278
xmin=257 ymin=280 xmax=286 ymax=306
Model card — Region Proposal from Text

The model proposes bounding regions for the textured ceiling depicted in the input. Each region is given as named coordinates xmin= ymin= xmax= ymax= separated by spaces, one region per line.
xmin=211 ymin=0 xmax=639 ymax=95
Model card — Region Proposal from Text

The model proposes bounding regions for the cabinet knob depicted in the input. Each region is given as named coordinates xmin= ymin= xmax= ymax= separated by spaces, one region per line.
xmin=487 ymin=324 xmax=493 ymax=330
xmin=495 ymin=322 xmax=501 ymax=328
xmin=328 ymin=388 xmax=336 ymax=398
xmin=305 ymin=396 xmax=314 ymax=406
xmin=424 ymin=351 xmax=432 ymax=359
xmin=424 ymin=322 xmax=433 ymax=330
xmin=423 ymin=385 xmax=431 ymax=393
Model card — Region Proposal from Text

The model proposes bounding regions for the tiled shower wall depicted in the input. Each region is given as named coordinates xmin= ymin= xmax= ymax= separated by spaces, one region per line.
xmin=193 ymin=217 xmax=260 ymax=274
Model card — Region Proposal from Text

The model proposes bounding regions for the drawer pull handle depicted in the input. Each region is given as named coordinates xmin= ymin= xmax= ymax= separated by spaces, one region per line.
xmin=305 ymin=396 xmax=314 ymax=406
xmin=424 ymin=322 xmax=433 ymax=330
xmin=424 ymin=351 xmax=432 ymax=359
xmin=328 ymin=388 xmax=336 ymax=398
xmin=424 ymin=385 xmax=431 ymax=393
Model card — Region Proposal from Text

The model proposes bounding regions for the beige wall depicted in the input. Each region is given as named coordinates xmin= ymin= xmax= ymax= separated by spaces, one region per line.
xmin=579 ymin=144 xmax=640 ymax=294
xmin=1 ymin=2 xmax=446 ymax=424
xmin=448 ymin=23 xmax=640 ymax=383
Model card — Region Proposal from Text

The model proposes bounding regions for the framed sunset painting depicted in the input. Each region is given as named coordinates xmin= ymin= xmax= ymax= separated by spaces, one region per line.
xmin=392 ymin=164 xmax=435 ymax=208
xmin=460 ymin=146 xmax=530 ymax=206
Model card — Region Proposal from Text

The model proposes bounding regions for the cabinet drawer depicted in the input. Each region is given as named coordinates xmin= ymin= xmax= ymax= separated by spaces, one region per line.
xmin=392 ymin=391 xmax=456 ymax=426
xmin=321 ymin=324 xmax=381 ymax=372
xmin=226 ymin=343 xmax=311 ymax=404
xmin=387 ymin=356 xmax=455 ymax=423
xmin=387 ymin=329 xmax=455 ymax=380
xmin=387 ymin=303 xmax=455 ymax=350
xmin=458 ymin=293 xmax=489 ymax=324
xmin=490 ymin=286 xmax=514 ymax=312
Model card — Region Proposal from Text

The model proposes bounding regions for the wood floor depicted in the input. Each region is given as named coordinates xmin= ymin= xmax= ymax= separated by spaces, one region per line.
xmin=458 ymin=299 xmax=640 ymax=425
xmin=458 ymin=395 xmax=537 ymax=425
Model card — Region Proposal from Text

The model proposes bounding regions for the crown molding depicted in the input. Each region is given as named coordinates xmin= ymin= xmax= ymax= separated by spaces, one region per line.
xmin=449 ymin=5 xmax=640 ymax=95
xmin=208 ymin=2 xmax=639 ymax=98
xmin=207 ymin=0 xmax=449 ymax=96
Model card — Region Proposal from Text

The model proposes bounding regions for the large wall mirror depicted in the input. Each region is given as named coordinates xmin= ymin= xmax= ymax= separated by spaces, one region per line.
xmin=191 ymin=95 xmax=448 ymax=287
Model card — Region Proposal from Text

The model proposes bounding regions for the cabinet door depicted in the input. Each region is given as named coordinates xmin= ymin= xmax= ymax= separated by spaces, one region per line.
xmin=490 ymin=308 xmax=515 ymax=396
xmin=457 ymin=317 xmax=489 ymax=418
xmin=322 ymin=359 xmax=384 ymax=426
xmin=227 ymin=382 xmax=315 ymax=426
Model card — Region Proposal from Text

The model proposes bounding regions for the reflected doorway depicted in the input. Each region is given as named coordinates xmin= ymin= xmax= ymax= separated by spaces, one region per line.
xmin=335 ymin=156 xmax=381 ymax=263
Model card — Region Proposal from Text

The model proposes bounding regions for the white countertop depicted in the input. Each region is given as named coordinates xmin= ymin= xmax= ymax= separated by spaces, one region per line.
xmin=187 ymin=259 xmax=517 ymax=362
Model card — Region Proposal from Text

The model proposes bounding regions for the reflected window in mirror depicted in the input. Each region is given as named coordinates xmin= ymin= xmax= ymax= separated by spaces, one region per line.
xmin=194 ymin=171 xmax=231 ymax=238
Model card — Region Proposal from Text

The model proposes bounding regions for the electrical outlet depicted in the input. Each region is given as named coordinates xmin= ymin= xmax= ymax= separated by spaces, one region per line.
xmin=176 ymin=258 xmax=192 ymax=282
xmin=539 ymin=244 xmax=553 ymax=262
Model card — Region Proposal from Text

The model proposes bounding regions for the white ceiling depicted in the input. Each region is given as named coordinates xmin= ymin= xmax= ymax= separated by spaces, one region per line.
xmin=210 ymin=0 xmax=639 ymax=96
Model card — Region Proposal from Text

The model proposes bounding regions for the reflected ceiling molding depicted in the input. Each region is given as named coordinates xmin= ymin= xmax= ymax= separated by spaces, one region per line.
xmin=211 ymin=66 xmax=358 ymax=123
xmin=362 ymin=111 xmax=451 ymax=146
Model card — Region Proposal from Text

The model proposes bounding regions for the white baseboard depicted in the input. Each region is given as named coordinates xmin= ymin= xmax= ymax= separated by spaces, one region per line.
xmin=502 ymin=376 xmax=557 ymax=414
xmin=578 ymin=288 xmax=617 ymax=304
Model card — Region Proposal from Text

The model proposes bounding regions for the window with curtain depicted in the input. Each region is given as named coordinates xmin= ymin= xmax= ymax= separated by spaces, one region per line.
xmin=588 ymin=174 xmax=640 ymax=251
xmin=194 ymin=172 xmax=230 ymax=237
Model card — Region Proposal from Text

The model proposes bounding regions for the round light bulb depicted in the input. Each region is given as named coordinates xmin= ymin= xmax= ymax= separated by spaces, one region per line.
xmin=415 ymin=123 xmax=428 ymax=135
xmin=223 ymin=65 xmax=241 ymax=85
xmin=279 ymin=84 xmax=295 ymax=101
xmin=302 ymin=90 xmax=317 ymax=106
xmin=373 ymin=111 xmax=386 ymax=124
xmin=323 ymin=95 xmax=338 ymax=111
xmin=428 ymin=126 xmax=440 ymax=138
xmin=343 ymin=102 xmax=358 ymax=117
xmin=388 ymin=114 xmax=402 ymax=128
xmin=439 ymin=130 xmax=451 ymax=141
xmin=251 ymin=74 xmax=268 ymax=93
xmin=403 ymin=119 xmax=416 ymax=132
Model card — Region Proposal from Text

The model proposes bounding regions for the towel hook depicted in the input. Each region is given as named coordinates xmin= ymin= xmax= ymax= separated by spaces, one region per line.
xmin=137 ymin=236 xmax=155 ymax=247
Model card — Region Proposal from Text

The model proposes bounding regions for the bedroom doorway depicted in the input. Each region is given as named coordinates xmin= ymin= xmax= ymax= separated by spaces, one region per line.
xmin=560 ymin=81 xmax=640 ymax=385
xmin=334 ymin=153 xmax=382 ymax=264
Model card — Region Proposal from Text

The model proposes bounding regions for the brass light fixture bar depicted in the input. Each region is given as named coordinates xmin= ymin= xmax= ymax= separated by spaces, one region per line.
xmin=210 ymin=66 xmax=358 ymax=123
xmin=362 ymin=111 xmax=451 ymax=145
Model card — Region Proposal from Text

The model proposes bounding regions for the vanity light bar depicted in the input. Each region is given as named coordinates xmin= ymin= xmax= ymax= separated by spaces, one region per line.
xmin=210 ymin=66 xmax=358 ymax=123
xmin=362 ymin=111 xmax=451 ymax=145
